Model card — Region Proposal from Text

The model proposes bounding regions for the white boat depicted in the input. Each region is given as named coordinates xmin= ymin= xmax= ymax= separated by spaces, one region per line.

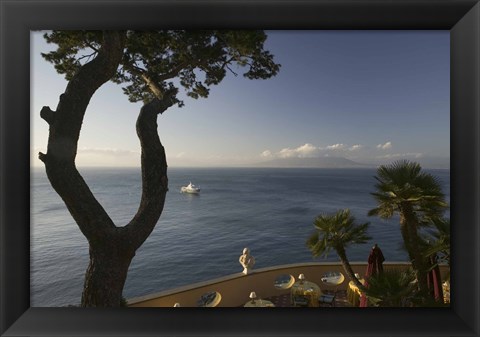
xmin=181 ymin=182 xmax=200 ymax=194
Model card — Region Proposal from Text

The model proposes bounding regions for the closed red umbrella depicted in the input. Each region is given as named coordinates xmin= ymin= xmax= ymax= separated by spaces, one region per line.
xmin=359 ymin=243 xmax=385 ymax=307
xmin=427 ymin=254 xmax=444 ymax=302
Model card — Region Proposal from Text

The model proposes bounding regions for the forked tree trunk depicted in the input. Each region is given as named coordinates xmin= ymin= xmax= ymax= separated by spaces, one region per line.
xmin=81 ymin=235 xmax=135 ymax=306
xmin=78 ymin=97 xmax=172 ymax=306
xmin=39 ymin=31 xmax=173 ymax=307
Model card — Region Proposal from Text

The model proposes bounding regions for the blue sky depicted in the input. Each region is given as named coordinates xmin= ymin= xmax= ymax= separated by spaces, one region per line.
xmin=31 ymin=30 xmax=450 ymax=168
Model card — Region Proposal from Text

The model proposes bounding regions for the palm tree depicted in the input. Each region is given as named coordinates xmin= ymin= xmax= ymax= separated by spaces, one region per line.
xmin=306 ymin=209 xmax=371 ymax=290
xmin=422 ymin=217 xmax=450 ymax=267
xmin=368 ymin=160 xmax=448 ymax=296
xmin=363 ymin=268 xmax=417 ymax=307
xmin=421 ymin=217 xmax=451 ymax=290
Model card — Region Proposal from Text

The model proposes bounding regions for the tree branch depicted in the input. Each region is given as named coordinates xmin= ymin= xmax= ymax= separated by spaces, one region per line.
xmin=225 ymin=64 xmax=238 ymax=77
xmin=42 ymin=31 xmax=127 ymax=241
xmin=78 ymin=51 xmax=98 ymax=64
xmin=156 ymin=61 xmax=189 ymax=83
xmin=141 ymin=73 xmax=164 ymax=99
xmin=40 ymin=106 xmax=55 ymax=125
xmin=124 ymin=96 xmax=175 ymax=250
xmin=85 ymin=40 xmax=100 ymax=53
xmin=220 ymin=56 xmax=235 ymax=70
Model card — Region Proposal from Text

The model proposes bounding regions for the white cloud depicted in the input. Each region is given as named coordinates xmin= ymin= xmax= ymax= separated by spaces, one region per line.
xmin=78 ymin=147 xmax=139 ymax=156
xmin=261 ymin=150 xmax=273 ymax=158
xmin=278 ymin=148 xmax=296 ymax=158
xmin=326 ymin=143 xmax=345 ymax=150
xmin=30 ymin=147 xmax=140 ymax=167
xmin=30 ymin=147 xmax=141 ymax=167
xmin=349 ymin=144 xmax=363 ymax=151
xmin=278 ymin=143 xmax=319 ymax=158
xmin=176 ymin=152 xmax=186 ymax=158
xmin=75 ymin=147 xmax=140 ymax=166
xmin=376 ymin=141 xmax=392 ymax=150
xmin=263 ymin=142 xmax=366 ymax=160
xmin=296 ymin=143 xmax=318 ymax=157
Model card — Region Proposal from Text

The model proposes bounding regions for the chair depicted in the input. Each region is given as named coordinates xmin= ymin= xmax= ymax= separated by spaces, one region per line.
xmin=292 ymin=295 xmax=309 ymax=307
xmin=319 ymin=293 xmax=336 ymax=307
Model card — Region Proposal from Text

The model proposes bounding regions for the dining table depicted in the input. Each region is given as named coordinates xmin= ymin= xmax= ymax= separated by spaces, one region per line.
xmin=347 ymin=279 xmax=365 ymax=307
xmin=291 ymin=276 xmax=321 ymax=307
xmin=244 ymin=299 xmax=275 ymax=307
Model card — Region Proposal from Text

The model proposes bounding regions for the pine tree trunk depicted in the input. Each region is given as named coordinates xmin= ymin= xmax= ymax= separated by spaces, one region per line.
xmin=39 ymin=32 xmax=174 ymax=307
xmin=81 ymin=237 xmax=135 ymax=307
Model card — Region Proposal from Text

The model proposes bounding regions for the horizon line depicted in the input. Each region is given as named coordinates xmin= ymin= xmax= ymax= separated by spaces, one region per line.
xmin=31 ymin=165 xmax=451 ymax=170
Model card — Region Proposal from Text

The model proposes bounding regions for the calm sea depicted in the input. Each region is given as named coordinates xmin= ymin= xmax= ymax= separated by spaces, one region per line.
xmin=31 ymin=167 xmax=450 ymax=306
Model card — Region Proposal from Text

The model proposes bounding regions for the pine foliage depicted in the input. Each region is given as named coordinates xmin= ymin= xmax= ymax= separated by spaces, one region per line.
xmin=42 ymin=30 xmax=281 ymax=106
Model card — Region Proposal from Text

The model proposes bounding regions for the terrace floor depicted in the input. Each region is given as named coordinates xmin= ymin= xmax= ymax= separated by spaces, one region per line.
xmin=264 ymin=290 xmax=354 ymax=308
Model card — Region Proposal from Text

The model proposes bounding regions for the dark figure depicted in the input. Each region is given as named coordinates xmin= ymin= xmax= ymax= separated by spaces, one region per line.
xmin=367 ymin=243 xmax=385 ymax=276
xmin=360 ymin=244 xmax=386 ymax=307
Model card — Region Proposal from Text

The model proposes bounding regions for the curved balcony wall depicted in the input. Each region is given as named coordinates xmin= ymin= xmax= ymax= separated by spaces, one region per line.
xmin=128 ymin=262 xmax=450 ymax=307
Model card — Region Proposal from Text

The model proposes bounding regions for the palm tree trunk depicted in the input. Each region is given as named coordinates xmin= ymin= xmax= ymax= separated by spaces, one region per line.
xmin=400 ymin=204 xmax=428 ymax=295
xmin=336 ymin=246 xmax=366 ymax=292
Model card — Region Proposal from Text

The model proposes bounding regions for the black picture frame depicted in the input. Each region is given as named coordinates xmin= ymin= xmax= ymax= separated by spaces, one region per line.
xmin=1 ymin=1 xmax=479 ymax=336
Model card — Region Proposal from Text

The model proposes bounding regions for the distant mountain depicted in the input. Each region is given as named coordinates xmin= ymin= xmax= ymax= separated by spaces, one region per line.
xmin=257 ymin=156 xmax=370 ymax=168
xmin=365 ymin=156 xmax=450 ymax=170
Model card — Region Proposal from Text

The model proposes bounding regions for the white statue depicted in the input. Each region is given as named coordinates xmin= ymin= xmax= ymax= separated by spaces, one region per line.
xmin=239 ymin=247 xmax=255 ymax=274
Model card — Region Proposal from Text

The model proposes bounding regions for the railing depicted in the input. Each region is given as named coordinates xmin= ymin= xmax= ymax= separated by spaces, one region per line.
xmin=128 ymin=262 xmax=450 ymax=307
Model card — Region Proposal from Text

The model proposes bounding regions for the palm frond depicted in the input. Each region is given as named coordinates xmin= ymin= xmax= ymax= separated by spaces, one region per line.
xmin=421 ymin=217 xmax=450 ymax=263
xmin=308 ymin=209 xmax=370 ymax=257
xmin=364 ymin=268 xmax=417 ymax=307
xmin=369 ymin=160 xmax=447 ymax=226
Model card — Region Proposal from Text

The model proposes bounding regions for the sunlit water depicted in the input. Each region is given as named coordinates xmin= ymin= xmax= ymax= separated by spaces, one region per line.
xmin=31 ymin=167 xmax=450 ymax=306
